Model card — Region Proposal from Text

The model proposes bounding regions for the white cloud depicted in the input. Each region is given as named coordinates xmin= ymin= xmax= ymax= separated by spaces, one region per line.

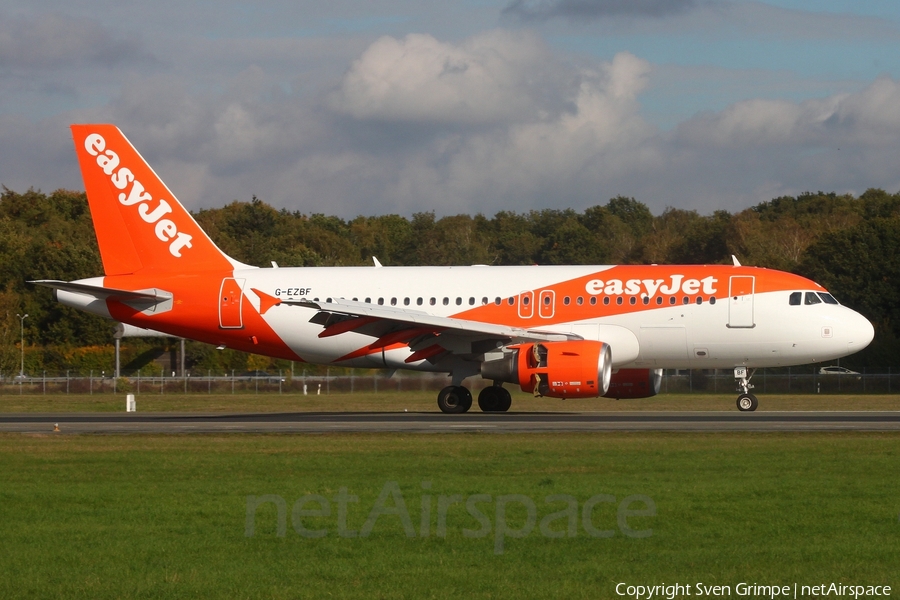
xmin=674 ymin=77 xmax=900 ymax=148
xmin=329 ymin=30 xmax=573 ymax=125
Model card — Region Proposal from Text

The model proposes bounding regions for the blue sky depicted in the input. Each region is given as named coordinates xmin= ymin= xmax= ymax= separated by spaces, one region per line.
xmin=2 ymin=0 xmax=900 ymax=217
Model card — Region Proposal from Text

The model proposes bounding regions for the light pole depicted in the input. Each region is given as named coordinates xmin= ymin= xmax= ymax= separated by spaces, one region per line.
xmin=15 ymin=313 xmax=28 ymax=378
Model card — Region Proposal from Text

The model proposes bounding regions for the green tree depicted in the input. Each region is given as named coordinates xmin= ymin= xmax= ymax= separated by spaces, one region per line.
xmin=800 ymin=217 xmax=900 ymax=367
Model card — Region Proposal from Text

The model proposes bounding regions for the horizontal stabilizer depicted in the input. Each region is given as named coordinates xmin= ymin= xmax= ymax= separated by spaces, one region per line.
xmin=29 ymin=280 xmax=167 ymax=302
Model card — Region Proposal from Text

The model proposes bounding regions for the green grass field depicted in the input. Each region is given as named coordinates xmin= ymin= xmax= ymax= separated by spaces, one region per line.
xmin=0 ymin=390 xmax=899 ymax=412
xmin=1 ymin=432 xmax=898 ymax=598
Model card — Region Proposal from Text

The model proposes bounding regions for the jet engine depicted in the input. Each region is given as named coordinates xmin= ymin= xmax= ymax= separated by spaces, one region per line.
xmin=481 ymin=340 xmax=612 ymax=398
xmin=602 ymin=368 xmax=663 ymax=399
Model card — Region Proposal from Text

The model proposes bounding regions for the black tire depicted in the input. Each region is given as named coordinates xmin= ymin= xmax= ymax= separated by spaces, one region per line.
xmin=438 ymin=385 xmax=472 ymax=414
xmin=478 ymin=386 xmax=513 ymax=412
xmin=478 ymin=386 xmax=500 ymax=412
xmin=497 ymin=387 xmax=512 ymax=412
xmin=736 ymin=393 xmax=758 ymax=412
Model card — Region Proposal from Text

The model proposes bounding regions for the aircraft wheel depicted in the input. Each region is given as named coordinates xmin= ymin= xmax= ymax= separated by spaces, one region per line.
xmin=736 ymin=393 xmax=758 ymax=412
xmin=438 ymin=385 xmax=472 ymax=414
xmin=478 ymin=386 xmax=512 ymax=412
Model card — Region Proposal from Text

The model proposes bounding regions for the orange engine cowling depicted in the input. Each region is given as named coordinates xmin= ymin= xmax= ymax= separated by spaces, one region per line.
xmin=481 ymin=340 xmax=612 ymax=399
xmin=602 ymin=368 xmax=663 ymax=399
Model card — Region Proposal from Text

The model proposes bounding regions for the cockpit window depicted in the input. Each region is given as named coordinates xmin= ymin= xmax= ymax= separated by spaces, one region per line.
xmin=804 ymin=292 xmax=821 ymax=305
xmin=789 ymin=292 xmax=801 ymax=306
xmin=818 ymin=292 xmax=839 ymax=305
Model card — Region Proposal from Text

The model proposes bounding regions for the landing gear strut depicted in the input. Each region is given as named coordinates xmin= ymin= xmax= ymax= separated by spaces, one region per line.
xmin=477 ymin=384 xmax=512 ymax=412
xmin=437 ymin=385 xmax=472 ymax=414
xmin=734 ymin=367 xmax=758 ymax=412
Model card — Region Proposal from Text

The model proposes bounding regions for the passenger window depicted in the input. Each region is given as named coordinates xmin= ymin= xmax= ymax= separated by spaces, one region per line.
xmin=576 ymin=297 xmax=584 ymax=305
xmin=481 ymin=297 xmax=488 ymax=305
xmin=642 ymin=297 xmax=649 ymax=305
xmin=682 ymin=297 xmax=689 ymax=305
xmin=710 ymin=297 xmax=716 ymax=305
xmin=629 ymin=297 xmax=636 ymax=305
xmin=543 ymin=296 xmax=550 ymax=306
xmin=495 ymin=297 xmax=502 ymax=305
xmin=616 ymin=297 xmax=623 ymax=305
xmin=656 ymin=296 xmax=663 ymax=305
xmin=417 ymin=298 xmax=423 ymax=306
xmin=563 ymin=296 xmax=570 ymax=305
xmin=443 ymin=297 xmax=449 ymax=306
xmin=696 ymin=297 xmax=702 ymax=305
xmin=590 ymin=297 xmax=597 ymax=305
xmin=804 ymin=292 xmax=821 ymax=305
xmin=818 ymin=293 xmax=839 ymax=305
xmin=456 ymin=297 xmax=462 ymax=305
xmin=602 ymin=297 xmax=609 ymax=305
xmin=391 ymin=298 xmax=397 ymax=306
xmin=507 ymin=297 xmax=515 ymax=306
xmin=468 ymin=297 xmax=475 ymax=305
xmin=429 ymin=297 xmax=436 ymax=306
xmin=378 ymin=298 xmax=384 ymax=305
xmin=669 ymin=297 xmax=676 ymax=305
xmin=523 ymin=296 xmax=530 ymax=306
xmin=403 ymin=298 xmax=410 ymax=306
xmin=789 ymin=292 xmax=801 ymax=306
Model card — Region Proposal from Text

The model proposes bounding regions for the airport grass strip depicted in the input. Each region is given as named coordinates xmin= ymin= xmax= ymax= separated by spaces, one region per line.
xmin=1 ymin=432 xmax=898 ymax=599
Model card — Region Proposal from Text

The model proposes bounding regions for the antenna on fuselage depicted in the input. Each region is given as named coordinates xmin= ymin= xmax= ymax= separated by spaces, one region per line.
xmin=732 ymin=255 xmax=742 ymax=267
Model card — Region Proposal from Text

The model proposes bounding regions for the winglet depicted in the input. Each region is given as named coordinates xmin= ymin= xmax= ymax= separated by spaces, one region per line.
xmin=372 ymin=256 xmax=383 ymax=268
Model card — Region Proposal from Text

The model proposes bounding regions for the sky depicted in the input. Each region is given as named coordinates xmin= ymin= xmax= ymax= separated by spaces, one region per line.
xmin=2 ymin=0 xmax=900 ymax=218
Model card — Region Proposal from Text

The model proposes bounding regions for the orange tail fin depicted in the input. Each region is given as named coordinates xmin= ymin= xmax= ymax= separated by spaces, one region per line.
xmin=71 ymin=124 xmax=241 ymax=275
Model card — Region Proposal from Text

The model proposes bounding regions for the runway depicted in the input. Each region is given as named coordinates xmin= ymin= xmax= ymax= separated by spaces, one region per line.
xmin=1 ymin=411 xmax=899 ymax=433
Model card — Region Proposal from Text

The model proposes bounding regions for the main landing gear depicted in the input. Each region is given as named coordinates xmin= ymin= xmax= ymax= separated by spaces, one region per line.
xmin=734 ymin=366 xmax=758 ymax=412
xmin=477 ymin=385 xmax=512 ymax=412
xmin=436 ymin=384 xmax=512 ymax=413
xmin=437 ymin=386 xmax=472 ymax=414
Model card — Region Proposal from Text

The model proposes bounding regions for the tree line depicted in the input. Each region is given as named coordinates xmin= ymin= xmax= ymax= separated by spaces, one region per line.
xmin=1 ymin=187 xmax=898 ymax=374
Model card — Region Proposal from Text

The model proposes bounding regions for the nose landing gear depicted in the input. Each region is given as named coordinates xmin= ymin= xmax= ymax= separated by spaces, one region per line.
xmin=734 ymin=366 xmax=758 ymax=412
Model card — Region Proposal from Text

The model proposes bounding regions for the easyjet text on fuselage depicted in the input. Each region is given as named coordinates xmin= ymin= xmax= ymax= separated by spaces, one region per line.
xmin=584 ymin=275 xmax=718 ymax=298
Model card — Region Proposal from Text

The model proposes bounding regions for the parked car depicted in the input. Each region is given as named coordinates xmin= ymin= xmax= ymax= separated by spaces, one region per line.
xmin=818 ymin=366 xmax=860 ymax=376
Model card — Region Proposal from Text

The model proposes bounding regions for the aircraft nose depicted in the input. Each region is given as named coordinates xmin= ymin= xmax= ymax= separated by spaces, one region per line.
xmin=848 ymin=310 xmax=875 ymax=351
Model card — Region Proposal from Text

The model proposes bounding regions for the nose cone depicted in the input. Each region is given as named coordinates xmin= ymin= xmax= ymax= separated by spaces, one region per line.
xmin=847 ymin=309 xmax=875 ymax=352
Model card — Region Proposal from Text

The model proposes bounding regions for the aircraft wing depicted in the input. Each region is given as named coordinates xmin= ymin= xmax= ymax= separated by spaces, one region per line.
xmin=262 ymin=293 xmax=580 ymax=364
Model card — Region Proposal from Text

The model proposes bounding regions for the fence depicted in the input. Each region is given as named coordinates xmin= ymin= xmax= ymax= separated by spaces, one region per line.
xmin=0 ymin=370 xmax=455 ymax=395
xmin=0 ymin=368 xmax=897 ymax=395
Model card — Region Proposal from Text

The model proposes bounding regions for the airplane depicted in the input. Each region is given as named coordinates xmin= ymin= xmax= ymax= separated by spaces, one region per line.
xmin=31 ymin=124 xmax=875 ymax=413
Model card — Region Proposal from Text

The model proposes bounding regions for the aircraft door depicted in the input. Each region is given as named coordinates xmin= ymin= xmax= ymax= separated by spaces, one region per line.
xmin=518 ymin=291 xmax=534 ymax=319
xmin=219 ymin=277 xmax=245 ymax=329
xmin=728 ymin=276 xmax=755 ymax=328
xmin=538 ymin=290 xmax=555 ymax=318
